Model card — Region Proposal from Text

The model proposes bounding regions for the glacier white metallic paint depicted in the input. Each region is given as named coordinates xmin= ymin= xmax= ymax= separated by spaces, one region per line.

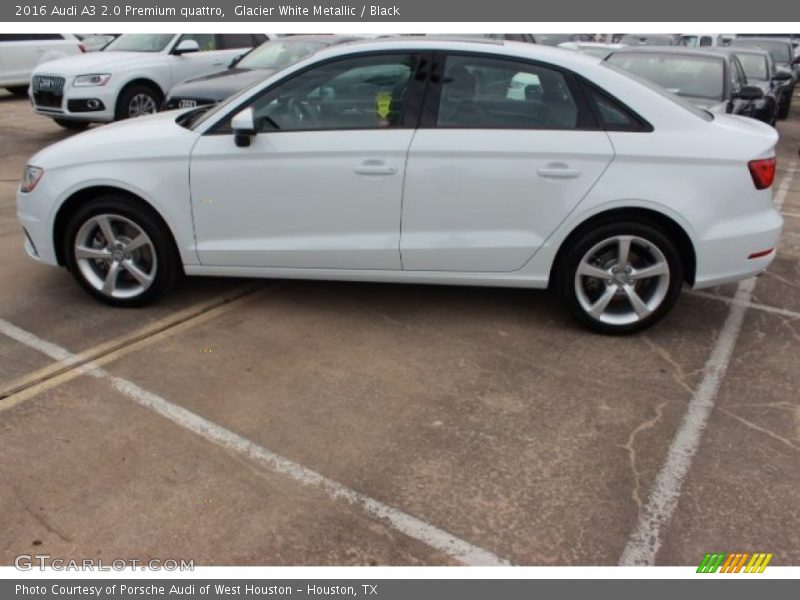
xmin=16 ymin=39 xmax=783 ymax=332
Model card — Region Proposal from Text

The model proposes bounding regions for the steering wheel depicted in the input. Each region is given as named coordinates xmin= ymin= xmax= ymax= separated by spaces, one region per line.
xmin=287 ymin=98 xmax=318 ymax=127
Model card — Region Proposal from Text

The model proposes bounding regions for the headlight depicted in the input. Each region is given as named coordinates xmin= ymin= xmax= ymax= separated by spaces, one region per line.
xmin=73 ymin=74 xmax=111 ymax=87
xmin=20 ymin=166 xmax=44 ymax=193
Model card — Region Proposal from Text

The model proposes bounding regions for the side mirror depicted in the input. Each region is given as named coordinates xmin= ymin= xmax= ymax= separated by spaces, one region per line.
xmin=173 ymin=39 xmax=200 ymax=55
xmin=773 ymin=69 xmax=793 ymax=81
xmin=232 ymin=107 xmax=256 ymax=147
xmin=733 ymin=85 xmax=764 ymax=101
xmin=793 ymin=56 xmax=800 ymax=65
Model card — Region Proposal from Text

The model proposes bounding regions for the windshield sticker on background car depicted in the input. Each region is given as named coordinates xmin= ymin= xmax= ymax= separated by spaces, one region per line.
xmin=375 ymin=91 xmax=392 ymax=120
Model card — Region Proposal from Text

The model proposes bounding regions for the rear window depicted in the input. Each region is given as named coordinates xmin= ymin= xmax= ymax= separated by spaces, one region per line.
xmin=606 ymin=52 xmax=724 ymax=100
xmin=732 ymin=39 xmax=792 ymax=63
xmin=601 ymin=61 xmax=713 ymax=122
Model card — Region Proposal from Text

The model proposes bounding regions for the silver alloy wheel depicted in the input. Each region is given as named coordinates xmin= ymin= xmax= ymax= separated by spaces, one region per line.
xmin=74 ymin=214 xmax=157 ymax=299
xmin=574 ymin=235 xmax=670 ymax=326
xmin=127 ymin=93 xmax=157 ymax=118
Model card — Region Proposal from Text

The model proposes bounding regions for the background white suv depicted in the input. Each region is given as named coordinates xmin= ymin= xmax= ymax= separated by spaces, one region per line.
xmin=29 ymin=33 xmax=268 ymax=129
xmin=0 ymin=33 xmax=83 ymax=96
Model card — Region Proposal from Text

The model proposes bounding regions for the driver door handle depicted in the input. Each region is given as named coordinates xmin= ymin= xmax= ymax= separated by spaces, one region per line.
xmin=354 ymin=160 xmax=397 ymax=176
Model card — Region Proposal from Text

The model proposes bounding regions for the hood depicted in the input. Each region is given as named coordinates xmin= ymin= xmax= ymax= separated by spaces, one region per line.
xmin=31 ymin=51 xmax=163 ymax=77
xmin=168 ymin=68 xmax=277 ymax=102
xmin=30 ymin=110 xmax=199 ymax=170
xmin=683 ymin=97 xmax=728 ymax=112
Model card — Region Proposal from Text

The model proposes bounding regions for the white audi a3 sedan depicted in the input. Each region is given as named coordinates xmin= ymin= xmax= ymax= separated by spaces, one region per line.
xmin=17 ymin=38 xmax=783 ymax=334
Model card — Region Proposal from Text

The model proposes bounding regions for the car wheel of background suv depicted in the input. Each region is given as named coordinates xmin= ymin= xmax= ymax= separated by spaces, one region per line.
xmin=556 ymin=221 xmax=684 ymax=334
xmin=776 ymin=90 xmax=792 ymax=119
xmin=115 ymin=84 xmax=162 ymax=120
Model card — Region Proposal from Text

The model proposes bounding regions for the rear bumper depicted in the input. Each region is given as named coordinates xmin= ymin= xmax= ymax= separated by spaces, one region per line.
xmin=693 ymin=206 xmax=783 ymax=289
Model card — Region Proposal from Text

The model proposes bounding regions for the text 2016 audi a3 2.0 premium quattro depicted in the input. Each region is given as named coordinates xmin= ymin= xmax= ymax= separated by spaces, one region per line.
xmin=17 ymin=38 xmax=783 ymax=334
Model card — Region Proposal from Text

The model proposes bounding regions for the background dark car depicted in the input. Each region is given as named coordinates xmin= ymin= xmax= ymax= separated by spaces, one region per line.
xmin=721 ymin=47 xmax=790 ymax=125
xmin=605 ymin=47 xmax=765 ymax=118
xmin=731 ymin=37 xmax=799 ymax=118
xmin=163 ymin=35 xmax=360 ymax=110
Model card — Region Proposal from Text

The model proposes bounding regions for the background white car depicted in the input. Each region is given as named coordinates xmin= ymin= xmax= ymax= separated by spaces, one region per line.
xmin=0 ymin=33 xmax=83 ymax=96
xmin=28 ymin=33 xmax=269 ymax=129
xmin=17 ymin=39 xmax=783 ymax=334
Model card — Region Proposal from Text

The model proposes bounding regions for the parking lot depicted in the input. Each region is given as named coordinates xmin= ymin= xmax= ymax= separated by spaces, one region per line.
xmin=1 ymin=87 xmax=799 ymax=566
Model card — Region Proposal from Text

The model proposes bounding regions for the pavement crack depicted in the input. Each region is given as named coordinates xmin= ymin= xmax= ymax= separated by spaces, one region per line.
xmin=618 ymin=401 xmax=667 ymax=511
xmin=718 ymin=407 xmax=800 ymax=452
xmin=640 ymin=336 xmax=696 ymax=396
xmin=14 ymin=487 xmax=72 ymax=543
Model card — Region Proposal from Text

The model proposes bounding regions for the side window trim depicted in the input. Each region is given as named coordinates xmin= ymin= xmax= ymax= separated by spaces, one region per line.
xmin=420 ymin=51 xmax=600 ymax=131
xmin=205 ymin=50 xmax=431 ymax=135
xmin=577 ymin=76 xmax=654 ymax=133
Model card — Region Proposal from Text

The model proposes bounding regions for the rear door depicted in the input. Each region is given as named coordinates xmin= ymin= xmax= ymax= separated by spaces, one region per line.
xmin=400 ymin=53 xmax=615 ymax=272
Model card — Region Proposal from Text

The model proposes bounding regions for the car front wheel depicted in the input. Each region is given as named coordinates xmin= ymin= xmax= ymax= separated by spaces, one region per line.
xmin=64 ymin=196 xmax=178 ymax=306
xmin=557 ymin=222 xmax=684 ymax=334
xmin=116 ymin=84 xmax=161 ymax=120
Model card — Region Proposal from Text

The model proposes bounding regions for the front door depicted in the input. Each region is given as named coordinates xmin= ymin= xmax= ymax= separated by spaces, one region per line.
xmin=189 ymin=52 xmax=423 ymax=270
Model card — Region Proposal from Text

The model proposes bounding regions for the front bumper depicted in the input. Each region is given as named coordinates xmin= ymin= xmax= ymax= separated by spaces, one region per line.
xmin=30 ymin=82 xmax=117 ymax=123
xmin=16 ymin=184 xmax=59 ymax=266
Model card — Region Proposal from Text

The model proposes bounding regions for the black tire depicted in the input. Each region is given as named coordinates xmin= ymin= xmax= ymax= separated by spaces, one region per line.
xmin=53 ymin=118 xmax=90 ymax=130
xmin=776 ymin=91 xmax=791 ymax=120
xmin=63 ymin=195 xmax=179 ymax=307
xmin=555 ymin=221 xmax=684 ymax=335
xmin=6 ymin=86 xmax=29 ymax=97
xmin=115 ymin=83 xmax=161 ymax=121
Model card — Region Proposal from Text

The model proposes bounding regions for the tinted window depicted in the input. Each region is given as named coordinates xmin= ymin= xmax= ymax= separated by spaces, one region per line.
xmin=436 ymin=55 xmax=579 ymax=129
xmin=0 ymin=34 xmax=64 ymax=41
xmin=247 ymin=54 xmax=415 ymax=132
xmin=585 ymin=86 xmax=647 ymax=131
xmin=606 ymin=52 xmax=724 ymax=100
xmin=219 ymin=34 xmax=257 ymax=49
xmin=699 ymin=36 xmax=713 ymax=47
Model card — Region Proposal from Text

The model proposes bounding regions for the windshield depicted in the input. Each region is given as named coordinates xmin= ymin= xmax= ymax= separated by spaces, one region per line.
xmin=606 ymin=53 xmax=724 ymax=100
xmin=103 ymin=34 xmax=174 ymax=53
xmin=237 ymin=40 xmax=328 ymax=70
xmin=732 ymin=39 xmax=792 ymax=64
xmin=735 ymin=53 xmax=769 ymax=80
xmin=602 ymin=61 xmax=714 ymax=121
xmin=618 ymin=35 xmax=676 ymax=46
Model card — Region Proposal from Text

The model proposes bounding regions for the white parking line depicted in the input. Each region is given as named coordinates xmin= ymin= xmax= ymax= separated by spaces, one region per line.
xmin=688 ymin=290 xmax=800 ymax=320
xmin=619 ymin=160 xmax=798 ymax=565
xmin=0 ymin=318 xmax=509 ymax=566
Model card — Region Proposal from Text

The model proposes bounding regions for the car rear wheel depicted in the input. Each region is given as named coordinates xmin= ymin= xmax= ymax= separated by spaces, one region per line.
xmin=115 ymin=84 xmax=161 ymax=120
xmin=64 ymin=196 xmax=179 ymax=306
xmin=53 ymin=118 xmax=90 ymax=130
xmin=557 ymin=221 xmax=684 ymax=334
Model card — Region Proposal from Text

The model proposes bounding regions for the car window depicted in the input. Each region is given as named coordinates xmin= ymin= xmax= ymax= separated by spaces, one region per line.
xmin=178 ymin=34 xmax=217 ymax=52
xmin=729 ymin=59 xmax=742 ymax=94
xmin=735 ymin=53 xmax=769 ymax=80
xmin=436 ymin=55 xmax=579 ymax=129
xmin=732 ymin=40 xmax=792 ymax=64
xmin=606 ymin=52 xmax=724 ymax=100
xmin=219 ymin=34 xmax=259 ymax=49
xmin=246 ymin=54 xmax=415 ymax=132
xmin=104 ymin=34 xmax=174 ymax=53
xmin=584 ymin=86 xmax=648 ymax=131
xmin=237 ymin=40 xmax=329 ymax=71
xmin=0 ymin=34 xmax=65 ymax=42
xmin=700 ymin=36 xmax=713 ymax=47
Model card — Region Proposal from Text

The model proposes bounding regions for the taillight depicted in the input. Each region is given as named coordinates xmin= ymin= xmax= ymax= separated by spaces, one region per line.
xmin=78 ymin=43 xmax=86 ymax=53
xmin=748 ymin=157 xmax=776 ymax=190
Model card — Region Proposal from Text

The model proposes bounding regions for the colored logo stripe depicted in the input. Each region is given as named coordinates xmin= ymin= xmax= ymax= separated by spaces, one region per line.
xmin=697 ymin=553 xmax=773 ymax=573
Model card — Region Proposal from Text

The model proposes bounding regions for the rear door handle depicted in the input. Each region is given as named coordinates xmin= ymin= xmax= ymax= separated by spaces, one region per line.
xmin=537 ymin=163 xmax=581 ymax=179
xmin=354 ymin=161 xmax=397 ymax=176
